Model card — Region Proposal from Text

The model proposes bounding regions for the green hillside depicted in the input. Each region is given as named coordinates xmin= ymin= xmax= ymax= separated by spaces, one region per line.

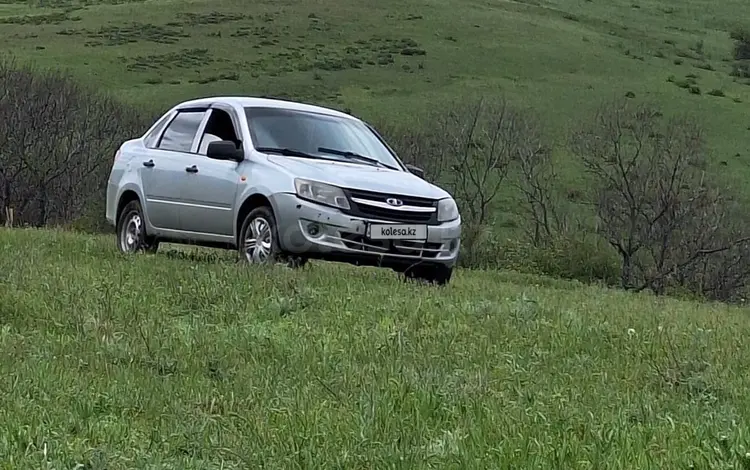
xmin=1 ymin=228 xmax=750 ymax=468
xmin=1 ymin=0 xmax=748 ymax=189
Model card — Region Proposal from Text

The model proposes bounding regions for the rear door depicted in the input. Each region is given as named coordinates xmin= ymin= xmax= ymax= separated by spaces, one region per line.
xmin=142 ymin=108 xmax=208 ymax=231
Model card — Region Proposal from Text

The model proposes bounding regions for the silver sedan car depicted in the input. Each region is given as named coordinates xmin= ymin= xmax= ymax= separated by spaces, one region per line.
xmin=105 ymin=96 xmax=462 ymax=284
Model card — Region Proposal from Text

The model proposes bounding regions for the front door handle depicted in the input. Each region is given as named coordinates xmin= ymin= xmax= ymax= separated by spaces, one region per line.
xmin=142 ymin=160 xmax=155 ymax=167
xmin=185 ymin=165 xmax=198 ymax=173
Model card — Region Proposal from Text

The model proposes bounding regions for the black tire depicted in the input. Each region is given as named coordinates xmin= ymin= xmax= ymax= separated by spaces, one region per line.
xmin=286 ymin=256 xmax=309 ymax=269
xmin=116 ymin=200 xmax=159 ymax=254
xmin=238 ymin=206 xmax=283 ymax=264
xmin=402 ymin=263 xmax=454 ymax=286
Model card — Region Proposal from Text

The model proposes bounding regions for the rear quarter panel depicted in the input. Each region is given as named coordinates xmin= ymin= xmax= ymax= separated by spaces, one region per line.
xmin=105 ymin=139 xmax=147 ymax=226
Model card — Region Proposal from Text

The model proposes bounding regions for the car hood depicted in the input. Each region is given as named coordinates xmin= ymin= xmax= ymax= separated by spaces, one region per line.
xmin=267 ymin=155 xmax=451 ymax=199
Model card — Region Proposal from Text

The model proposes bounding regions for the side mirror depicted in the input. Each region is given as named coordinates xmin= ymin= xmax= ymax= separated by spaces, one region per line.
xmin=406 ymin=163 xmax=424 ymax=179
xmin=207 ymin=140 xmax=243 ymax=162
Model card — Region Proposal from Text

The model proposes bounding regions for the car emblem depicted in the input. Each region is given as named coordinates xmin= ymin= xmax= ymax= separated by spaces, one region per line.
xmin=386 ymin=198 xmax=403 ymax=206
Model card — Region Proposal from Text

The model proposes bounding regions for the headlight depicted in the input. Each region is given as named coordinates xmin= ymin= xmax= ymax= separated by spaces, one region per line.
xmin=294 ymin=178 xmax=350 ymax=210
xmin=437 ymin=198 xmax=459 ymax=222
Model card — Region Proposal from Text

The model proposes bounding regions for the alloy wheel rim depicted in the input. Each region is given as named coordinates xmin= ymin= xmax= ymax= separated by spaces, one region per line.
xmin=244 ymin=216 xmax=273 ymax=263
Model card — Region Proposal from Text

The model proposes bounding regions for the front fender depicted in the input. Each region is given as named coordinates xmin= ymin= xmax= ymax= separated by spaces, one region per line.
xmin=232 ymin=157 xmax=300 ymax=239
xmin=233 ymin=184 xmax=281 ymax=237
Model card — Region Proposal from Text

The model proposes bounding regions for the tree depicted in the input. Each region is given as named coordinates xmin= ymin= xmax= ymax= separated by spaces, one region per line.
xmin=509 ymin=112 xmax=564 ymax=247
xmin=571 ymin=98 xmax=750 ymax=295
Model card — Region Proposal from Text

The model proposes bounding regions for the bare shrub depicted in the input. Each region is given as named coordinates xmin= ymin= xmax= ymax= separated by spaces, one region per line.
xmin=571 ymin=98 xmax=750 ymax=297
xmin=379 ymin=97 xmax=553 ymax=266
xmin=730 ymin=27 xmax=750 ymax=60
xmin=0 ymin=57 xmax=149 ymax=229
xmin=436 ymin=98 xmax=515 ymax=229
xmin=508 ymin=112 xmax=569 ymax=247
xmin=674 ymin=205 xmax=750 ymax=302
xmin=729 ymin=27 xmax=750 ymax=77
xmin=372 ymin=120 xmax=451 ymax=184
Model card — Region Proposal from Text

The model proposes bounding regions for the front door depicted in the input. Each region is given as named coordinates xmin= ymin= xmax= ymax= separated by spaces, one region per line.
xmin=179 ymin=155 xmax=240 ymax=236
xmin=178 ymin=108 xmax=243 ymax=237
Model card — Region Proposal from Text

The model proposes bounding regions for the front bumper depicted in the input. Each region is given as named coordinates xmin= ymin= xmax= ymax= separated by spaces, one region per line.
xmin=272 ymin=193 xmax=461 ymax=268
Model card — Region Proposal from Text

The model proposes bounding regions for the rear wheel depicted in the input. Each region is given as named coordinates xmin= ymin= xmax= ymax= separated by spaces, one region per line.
xmin=116 ymin=200 xmax=159 ymax=254
xmin=287 ymin=256 xmax=309 ymax=269
xmin=401 ymin=264 xmax=453 ymax=286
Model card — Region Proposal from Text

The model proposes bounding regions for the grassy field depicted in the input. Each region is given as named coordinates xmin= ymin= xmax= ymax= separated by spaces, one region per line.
xmin=0 ymin=0 xmax=749 ymax=193
xmin=1 ymin=228 xmax=750 ymax=468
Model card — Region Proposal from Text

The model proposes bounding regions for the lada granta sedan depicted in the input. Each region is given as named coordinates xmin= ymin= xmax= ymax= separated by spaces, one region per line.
xmin=105 ymin=96 xmax=462 ymax=284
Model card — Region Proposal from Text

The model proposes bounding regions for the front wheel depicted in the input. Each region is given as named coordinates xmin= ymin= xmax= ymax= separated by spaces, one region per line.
xmin=238 ymin=206 xmax=282 ymax=264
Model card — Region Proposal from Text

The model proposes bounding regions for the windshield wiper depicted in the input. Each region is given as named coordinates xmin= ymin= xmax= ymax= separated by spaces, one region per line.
xmin=317 ymin=147 xmax=397 ymax=170
xmin=256 ymin=147 xmax=328 ymax=161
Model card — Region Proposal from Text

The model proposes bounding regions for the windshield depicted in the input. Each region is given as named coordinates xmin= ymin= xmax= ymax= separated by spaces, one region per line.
xmin=244 ymin=106 xmax=403 ymax=169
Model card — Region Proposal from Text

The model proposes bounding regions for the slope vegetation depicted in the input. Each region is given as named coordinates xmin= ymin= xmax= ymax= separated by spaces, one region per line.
xmin=0 ymin=229 xmax=749 ymax=467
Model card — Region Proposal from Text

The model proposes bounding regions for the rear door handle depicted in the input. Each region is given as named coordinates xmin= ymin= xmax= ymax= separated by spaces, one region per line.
xmin=142 ymin=160 xmax=155 ymax=167
xmin=185 ymin=165 xmax=198 ymax=173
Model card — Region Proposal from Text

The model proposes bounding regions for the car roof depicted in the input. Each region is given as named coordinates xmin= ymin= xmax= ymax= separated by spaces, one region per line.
xmin=176 ymin=96 xmax=356 ymax=120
